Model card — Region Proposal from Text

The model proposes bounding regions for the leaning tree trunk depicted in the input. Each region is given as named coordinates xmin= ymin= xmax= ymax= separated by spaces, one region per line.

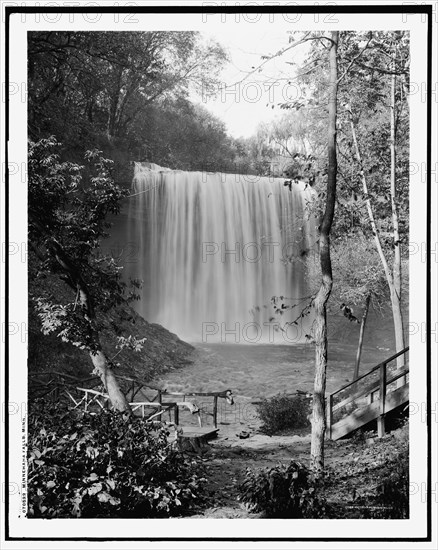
xmin=48 ymin=237 xmax=132 ymax=414
xmin=30 ymin=218 xmax=132 ymax=414
xmin=88 ymin=348 xmax=132 ymax=413
xmin=75 ymin=286 xmax=132 ymax=414
xmin=310 ymin=30 xmax=339 ymax=476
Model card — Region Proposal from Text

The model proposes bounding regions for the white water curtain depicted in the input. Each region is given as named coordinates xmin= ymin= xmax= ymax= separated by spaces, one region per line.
xmin=127 ymin=163 xmax=316 ymax=343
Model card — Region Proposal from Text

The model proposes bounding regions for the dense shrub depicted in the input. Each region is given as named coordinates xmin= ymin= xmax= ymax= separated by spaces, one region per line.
xmin=239 ymin=461 xmax=326 ymax=518
xmin=256 ymin=393 xmax=311 ymax=435
xmin=27 ymin=401 xmax=203 ymax=518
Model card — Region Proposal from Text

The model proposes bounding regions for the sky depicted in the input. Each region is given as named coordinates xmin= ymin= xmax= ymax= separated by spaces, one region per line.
xmin=194 ymin=27 xmax=309 ymax=139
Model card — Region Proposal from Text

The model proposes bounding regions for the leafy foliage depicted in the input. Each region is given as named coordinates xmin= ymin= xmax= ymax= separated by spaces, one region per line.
xmin=239 ymin=460 xmax=326 ymax=518
xmin=29 ymin=137 xmax=137 ymax=351
xmin=254 ymin=31 xmax=409 ymax=354
xmin=29 ymin=31 xmax=227 ymax=141
xmin=256 ymin=393 xmax=311 ymax=435
xmin=305 ymin=231 xmax=389 ymax=317
xmin=28 ymin=401 xmax=204 ymax=518
xmin=28 ymin=31 xmax=231 ymax=172
xmin=132 ymin=99 xmax=237 ymax=171
xmin=242 ymin=30 xmax=409 ymax=254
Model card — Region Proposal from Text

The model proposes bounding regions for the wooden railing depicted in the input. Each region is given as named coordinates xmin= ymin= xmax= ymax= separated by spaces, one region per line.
xmin=159 ymin=390 xmax=234 ymax=428
xmin=29 ymin=371 xmax=233 ymax=428
xmin=28 ymin=371 xmax=100 ymax=402
xmin=326 ymin=347 xmax=409 ymax=440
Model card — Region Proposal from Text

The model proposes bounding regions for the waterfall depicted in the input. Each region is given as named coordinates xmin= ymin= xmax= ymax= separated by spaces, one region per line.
xmin=126 ymin=162 xmax=316 ymax=344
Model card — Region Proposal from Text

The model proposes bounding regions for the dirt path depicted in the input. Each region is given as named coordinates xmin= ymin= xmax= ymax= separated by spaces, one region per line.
xmin=189 ymin=433 xmax=314 ymax=518
xmin=188 ymin=426 xmax=408 ymax=518
xmin=187 ymin=430 xmax=363 ymax=518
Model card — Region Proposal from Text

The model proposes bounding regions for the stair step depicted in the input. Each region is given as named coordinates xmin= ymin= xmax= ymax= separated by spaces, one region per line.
xmin=331 ymin=383 xmax=409 ymax=440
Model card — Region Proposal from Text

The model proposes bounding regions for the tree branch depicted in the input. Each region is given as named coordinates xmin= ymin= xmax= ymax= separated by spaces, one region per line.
xmin=337 ymin=36 xmax=373 ymax=85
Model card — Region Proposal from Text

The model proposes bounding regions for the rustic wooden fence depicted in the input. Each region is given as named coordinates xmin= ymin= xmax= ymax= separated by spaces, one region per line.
xmin=28 ymin=371 xmax=233 ymax=428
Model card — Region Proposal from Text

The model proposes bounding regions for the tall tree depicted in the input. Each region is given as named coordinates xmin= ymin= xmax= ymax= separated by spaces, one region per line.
xmin=28 ymin=31 xmax=228 ymax=144
xmin=310 ymin=31 xmax=339 ymax=475
xmin=343 ymin=34 xmax=408 ymax=370
xmin=334 ymin=32 xmax=409 ymax=367
xmin=244 ymin=30 xmax=408 ymax=471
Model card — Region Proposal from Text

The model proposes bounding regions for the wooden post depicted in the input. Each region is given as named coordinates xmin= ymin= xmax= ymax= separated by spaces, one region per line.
xmin=213 ymin=395 xmax=218 ymax=429
xmin=326 ymin=394 xmax=333 ymax=440
xmin=401 ymin=350 xmax=407 ymax=386
xmin=377 ymin=362 xmax=387 ymax=437
xmin=174 ymin=405 xmax=179 ymax=426
xmin=157 ymin=390 xmax=167 ymax=421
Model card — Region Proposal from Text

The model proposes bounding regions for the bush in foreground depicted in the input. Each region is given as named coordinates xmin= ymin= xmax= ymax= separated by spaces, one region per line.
xmin=257 ymin=393 xmax=311 ymax=435
xmin=239 ymin=461 xmax=326 ymax=518
xmin=28 ymin=401 xmax=203 ymax=518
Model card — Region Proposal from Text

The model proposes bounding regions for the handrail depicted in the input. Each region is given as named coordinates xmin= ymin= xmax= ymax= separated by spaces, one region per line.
xmin=70 ymin=387 xmax=221 ymax=428
xmin=160 ymin=389 xmax=232 ymax=398
xmin=332 ymin=366 xmax=409 ymax=413
xmin=327 ymin=347 xmax=410 ymax=440
xmin=331 ymin=347 xmax=409 ymax=398
xmin=160 ymin=390 xmax=233 ymax=428
xmin=76 ymin=387 xmax=108 ymax=397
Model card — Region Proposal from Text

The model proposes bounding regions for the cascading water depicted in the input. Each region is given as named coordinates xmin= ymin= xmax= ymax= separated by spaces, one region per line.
xmin=126 ymin=162 xmax=317 ymax=343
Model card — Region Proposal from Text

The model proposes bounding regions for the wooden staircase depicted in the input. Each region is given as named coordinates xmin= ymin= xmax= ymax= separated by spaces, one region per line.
xmin=326 ymin=347 xmax=409 ymax=440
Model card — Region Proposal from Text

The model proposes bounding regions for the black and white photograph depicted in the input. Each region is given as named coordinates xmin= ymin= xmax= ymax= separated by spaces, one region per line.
xmin=1 ymin=1 xmax=437 ymax=548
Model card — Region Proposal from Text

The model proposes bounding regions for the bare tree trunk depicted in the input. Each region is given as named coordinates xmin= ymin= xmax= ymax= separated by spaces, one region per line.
xmin=389 ymin=67 xmax=405 ymax=375
xmin=354 ymin=292 xmax=371 ymax=381
xmin=311 ymin=262 xmax=331 ymax=474
xmin=310 ymin=31 xmax=338 ymax=476
xmin=349 ymin=111 xmax=405 ymax=369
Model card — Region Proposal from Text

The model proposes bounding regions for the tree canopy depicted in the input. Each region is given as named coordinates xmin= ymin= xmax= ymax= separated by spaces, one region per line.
xmin=28 ymin=31 xmax=231 ymax=171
